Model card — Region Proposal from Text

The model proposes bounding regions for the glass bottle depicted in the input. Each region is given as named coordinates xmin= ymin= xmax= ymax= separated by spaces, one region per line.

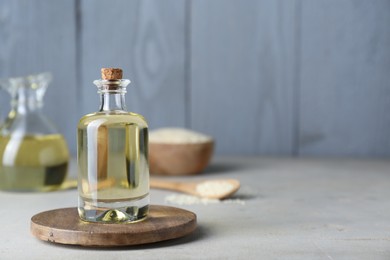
xmin=77 ymin=68 xmax=149 ymax=223
xmin=0 ymin=72 xmax=69 ymax=191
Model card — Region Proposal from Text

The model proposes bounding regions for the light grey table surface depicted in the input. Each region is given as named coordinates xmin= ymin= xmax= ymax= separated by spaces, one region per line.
xmin=1 ymin=157 xmax=389 ymax=259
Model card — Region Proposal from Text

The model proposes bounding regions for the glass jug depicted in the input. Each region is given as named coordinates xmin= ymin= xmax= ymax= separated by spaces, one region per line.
xmin=0 ymin=72 xmax=69 ymax=191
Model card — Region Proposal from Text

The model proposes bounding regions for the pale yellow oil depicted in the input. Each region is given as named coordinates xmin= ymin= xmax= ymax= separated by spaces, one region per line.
xmin=77 ymin=112 xmax=149 ymax=223
xmin=0 ymin=134 xmax=69 ymax=191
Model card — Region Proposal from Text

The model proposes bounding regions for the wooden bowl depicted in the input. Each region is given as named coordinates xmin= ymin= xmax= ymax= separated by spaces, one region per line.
xmin=149 ymin=141 xmax=214 ymax=176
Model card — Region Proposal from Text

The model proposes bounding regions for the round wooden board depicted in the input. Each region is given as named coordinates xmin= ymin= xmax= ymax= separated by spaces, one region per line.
xmin=31 ymin=205 xmax=197 ymax=247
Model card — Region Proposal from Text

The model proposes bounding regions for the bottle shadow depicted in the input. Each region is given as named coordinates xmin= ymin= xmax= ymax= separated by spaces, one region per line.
xmin=129 ymin=224 xmax=210 ymax=250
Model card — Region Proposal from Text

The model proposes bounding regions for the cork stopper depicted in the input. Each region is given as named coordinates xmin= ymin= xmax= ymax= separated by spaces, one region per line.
xmin=101 ymin=68 xmax=122 ymax=80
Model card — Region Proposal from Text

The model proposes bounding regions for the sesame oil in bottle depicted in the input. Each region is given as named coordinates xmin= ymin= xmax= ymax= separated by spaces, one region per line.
xmin=77 ymin=68 xmax=149 ymax=223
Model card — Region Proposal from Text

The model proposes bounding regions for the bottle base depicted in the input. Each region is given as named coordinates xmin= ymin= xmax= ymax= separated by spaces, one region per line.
xmin=78 ymin=194 xmax=149 ymax=223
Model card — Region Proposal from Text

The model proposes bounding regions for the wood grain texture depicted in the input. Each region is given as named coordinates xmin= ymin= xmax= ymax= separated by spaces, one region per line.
xmin=299 ymin=0 xmax=390 ymax=156
xmin=80 ymin=0 xmax=186 ymax=130
xmin=0 ymin=0 xmax=78 ymax=153
xmin=1 ymin=1 xmax=389 ymax=156
xmin=190 ymin=0 xmax=298 ymax=155
xmin=30 ymin=205 xmax=197 ymax=247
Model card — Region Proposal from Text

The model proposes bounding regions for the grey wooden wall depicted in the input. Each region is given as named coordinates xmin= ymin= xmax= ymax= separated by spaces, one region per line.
xmin=0 ymin=0 xmax=389 ymax=157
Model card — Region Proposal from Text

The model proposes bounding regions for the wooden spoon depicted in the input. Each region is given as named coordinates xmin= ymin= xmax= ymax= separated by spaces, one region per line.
xmin=150 ymin=178 xmax=240 ymax=199
xmin=61 ymin=178 xmax=241 ymax=200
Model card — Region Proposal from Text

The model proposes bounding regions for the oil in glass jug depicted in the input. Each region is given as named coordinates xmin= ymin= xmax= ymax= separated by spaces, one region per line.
xmin=0 ymin=72 xmax=69 ymax=191
xmin=77 ymin=68 xmax=149 ymax=223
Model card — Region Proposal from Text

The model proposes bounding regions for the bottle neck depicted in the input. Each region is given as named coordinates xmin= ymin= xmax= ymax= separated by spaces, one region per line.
xmin=99 ymin=92 xmax=127 ymax=112
xmin=94 ymin=79 xmax=130 ymax=112
xmin=0 ymin=72 xmax=50 ymax=116
xmin=12 ymin=88 xmax=43 ymax=115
